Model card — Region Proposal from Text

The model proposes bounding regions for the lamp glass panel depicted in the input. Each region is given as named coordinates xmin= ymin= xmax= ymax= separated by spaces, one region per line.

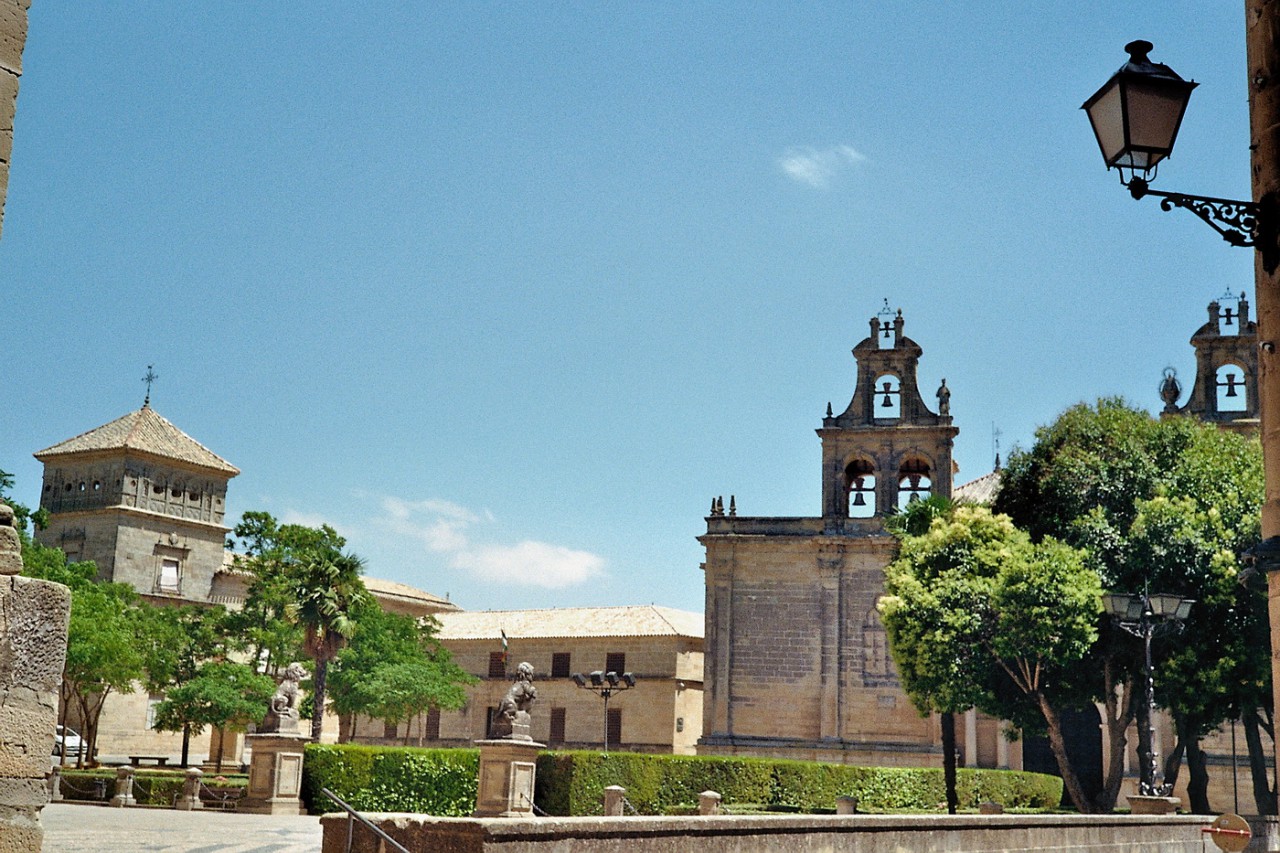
xmin=1149 ymin=593 xmax=1182 ymax=618
xmin=1125 ymin=598 xmax=1145 ymax=621
xmin=1175 ymin=599 xmax=1194 ymax=621
xmin=1124 ymin=80 xmax=1188 ymax=157
xmin=1102 ymin=592 xmax=1132 ymax=617
xmin=1086 ymin=82 xmax=1127 ymax=165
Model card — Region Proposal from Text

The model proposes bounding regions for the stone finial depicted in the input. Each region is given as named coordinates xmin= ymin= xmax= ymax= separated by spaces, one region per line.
xmin=699 ymin=790 xmax=722 ymax=815
xmin=0 ymin=503 xmax=22 ymax=576
xmin=728 ymin=496 xmax=736 ymax=517
xmin=826 ymin=402 xmax=833 ymax=418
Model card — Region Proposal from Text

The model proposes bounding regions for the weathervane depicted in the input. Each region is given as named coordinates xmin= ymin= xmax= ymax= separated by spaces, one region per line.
xmin=142 ymin=365 xmax=159 ymax=407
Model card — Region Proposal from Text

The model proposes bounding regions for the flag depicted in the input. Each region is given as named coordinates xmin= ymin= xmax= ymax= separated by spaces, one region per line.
xmin=500 ymin=629 xmax=509 ymax=666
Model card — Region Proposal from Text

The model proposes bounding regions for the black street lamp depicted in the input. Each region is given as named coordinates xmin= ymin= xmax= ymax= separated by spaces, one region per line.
xmin=1083 ymin=41 xmax=1261 ymax=247
xmin=1102 ymin=591 xmax=1194 ymax=797
xmin=570 ymin=670 xmax=636 ymax=755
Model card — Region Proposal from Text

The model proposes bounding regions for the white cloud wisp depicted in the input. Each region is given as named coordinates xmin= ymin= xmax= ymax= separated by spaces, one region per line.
xmin=779 ymin=144 xmax=867 ymax=189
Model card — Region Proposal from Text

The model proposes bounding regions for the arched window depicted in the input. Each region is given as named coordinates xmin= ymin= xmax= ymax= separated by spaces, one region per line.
xmin=897 ymin=458 xmax=932 ymax=508
xmin=845 ymin=460 xmax=876 ymax=518
xmin=1215 ymin=364 xmax=1247 ymax=412
xmin=875 ymin=374 xmax=901 ymax=419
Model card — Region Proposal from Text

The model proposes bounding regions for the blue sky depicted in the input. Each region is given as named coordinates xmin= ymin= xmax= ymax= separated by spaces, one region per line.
xmin=1 ymin=3 xmax=1256 ymax=614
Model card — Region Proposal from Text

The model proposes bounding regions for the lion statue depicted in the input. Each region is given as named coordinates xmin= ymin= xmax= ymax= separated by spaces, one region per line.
xmin=489 ymin=661 xmax=536 ymax=740
xmin=262 ymin=661 xmax=307 ymax=733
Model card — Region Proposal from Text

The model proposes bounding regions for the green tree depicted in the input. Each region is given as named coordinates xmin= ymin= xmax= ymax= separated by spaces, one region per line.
xmin=22 ymin=552 xmax=145 ymax=767
xmin=292 ymin=550 xmax=369 ymax=740
xmin=994 ymin=399 xmax=1269 ymax=813
xmin=329 ymin=606 xmax=473 ymax=743
xmin=152 ymin=660 xmax=274 ymax=772
xmin=879 ymin=504 xmax=1102 ymax=812
xmin=138 ymin=605 xmax=237 ymax=766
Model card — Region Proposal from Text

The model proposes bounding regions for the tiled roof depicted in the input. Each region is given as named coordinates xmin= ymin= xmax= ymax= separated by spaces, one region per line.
xmin=365 ymin=576 xmax=459 ymax=610
xmin=435 ymin=605 xmax=704 ymax=641
xmin=35 ymin=406 xmax=239 ymax=475
xmin=954 ymin=470 xmax=1001 ymax=505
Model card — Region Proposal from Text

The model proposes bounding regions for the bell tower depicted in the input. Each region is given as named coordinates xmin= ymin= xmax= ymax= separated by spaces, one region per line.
xmin=818 ymin=303 xmax=957 ymax=524
xmin=1158 ymin=292 xmax=1259 ymax=433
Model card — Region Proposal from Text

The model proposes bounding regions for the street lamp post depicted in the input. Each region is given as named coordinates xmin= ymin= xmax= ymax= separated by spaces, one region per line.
xmin=1102 ymin=592 xmax=1194 ymax=797
xmin=571 ymin=670 xmax=636 ymax=754
xmin=1084 ymin=15 xmax=1280 ymax=812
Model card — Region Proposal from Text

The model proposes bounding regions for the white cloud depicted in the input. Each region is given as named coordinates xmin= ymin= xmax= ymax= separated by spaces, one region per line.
xmin=452 ymin=541 xmax=605 ymax=589
xmin=779 ymin=144 xmax=867 ymax=189
xmin=281 ymin=509 xmax=344 ymax=535
xmin=365 ymin=494 xmax=606 ymax=589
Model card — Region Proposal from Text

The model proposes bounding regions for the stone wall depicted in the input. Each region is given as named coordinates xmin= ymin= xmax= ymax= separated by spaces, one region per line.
xmin=320 ymin=812 xmax=1210 ymax=853
xmin=0 ymin=0 xmax=26 ymax=238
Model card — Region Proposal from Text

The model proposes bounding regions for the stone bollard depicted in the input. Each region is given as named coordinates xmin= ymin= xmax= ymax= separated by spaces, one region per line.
xmin=175 ymin=767 xmax=203 ymax=810
xmin=46 ymin=766 xmax=61 ymax=803
xmin=836 ymin=795 xmax=858 ymax=815
xmin=603 ymin=785 xmax=626 ymax=817
xmin=979 ymin=801 xmax=1004 ymax=815
xmin=698 ymin=790 xmax=722 ymax=815
xmin=110 ymin=766 xmax=136 ymax=808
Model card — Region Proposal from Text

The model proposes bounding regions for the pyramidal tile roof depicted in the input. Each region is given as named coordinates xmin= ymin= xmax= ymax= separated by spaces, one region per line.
xmin=34 ymin=405 xmax=240 ymax=475
xmin=954 ymin=469 xmax=1000 ymax=505
xmin=435 ymin=605 xmax=704 ymax=641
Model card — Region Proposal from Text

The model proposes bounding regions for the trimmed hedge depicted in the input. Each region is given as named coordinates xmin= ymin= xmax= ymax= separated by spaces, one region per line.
xmin=302 ymin=744 xmax=1062 ymax=816
xmin=538 ymin=752 xmax=1062 ymax=814
xmin=303 ymin=744 xmax=479 ymax=816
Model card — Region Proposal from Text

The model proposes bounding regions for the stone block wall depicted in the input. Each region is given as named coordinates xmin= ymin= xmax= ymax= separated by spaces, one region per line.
xmin=0 ymin=0 xmax=26 ymax=238
xmin=0 ymin=574 xmax=70 ymax=851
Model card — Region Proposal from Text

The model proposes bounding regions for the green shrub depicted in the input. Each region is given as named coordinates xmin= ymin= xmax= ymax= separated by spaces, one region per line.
xmin=302 ymin=744 xmax=1062 ymax=816
xmin=57 ymin=768 xmax=248 ymax=807
xmin=303 ymin=744 xmax=479 ymax=815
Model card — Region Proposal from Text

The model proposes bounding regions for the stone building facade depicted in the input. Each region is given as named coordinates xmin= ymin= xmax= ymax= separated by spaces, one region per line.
xmin=33 ymin=404 xmax=241 ymax=604
xmin=697 ymin=307 xmax=1011 ymax=768
xmin=348 ymin=606 xmax=704 ymax=755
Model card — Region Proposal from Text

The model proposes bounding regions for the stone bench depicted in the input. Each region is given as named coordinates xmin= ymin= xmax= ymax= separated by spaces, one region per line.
xmin=128 ymin=755 xmax=169 ymax=767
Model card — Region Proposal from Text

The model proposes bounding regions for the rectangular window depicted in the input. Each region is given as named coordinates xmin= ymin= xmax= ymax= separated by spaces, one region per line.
xmin=426 ymin=708 xmax=441 ymax=740
xmin=145 ymin=693 xmax=163 ymax=730
xmin=383 ymin=720 xmax=398 ymax=740
xmin=486 ymin=706 xmax=498 ymax=738
xmin=605 ymin=652 xmax=625 ymax=675
xmin=551 ymin=652 xmax=570 ymax=678
xmin=488 ymin=652 xmax=506 ymax=679
xmin=549 ymin=708 xmax=566 ymax=745
xmin=606 ymin=708 xmax=622 ymax=747
xmin=159 ymin=559 xmax=180 ymax=594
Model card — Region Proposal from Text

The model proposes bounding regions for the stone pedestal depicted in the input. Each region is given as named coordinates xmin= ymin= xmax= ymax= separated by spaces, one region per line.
xmin=240 ymin=733 xmax=308 ymax=815
xmin=1126 ymin=794 xmax=1181 ymax=815
xmin=109 ymin=766 xmax=136 ymax=807
xmin=473 ymin=739 xmax=544 ymax=818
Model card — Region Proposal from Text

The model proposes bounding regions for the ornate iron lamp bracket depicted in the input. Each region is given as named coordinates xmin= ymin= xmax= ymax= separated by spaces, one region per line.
xmin=1128 ymin=178 xmax=1260 ymax=247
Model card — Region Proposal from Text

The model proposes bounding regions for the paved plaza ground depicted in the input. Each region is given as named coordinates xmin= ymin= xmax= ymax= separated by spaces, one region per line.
xmin=42 ymin=802 xmax=323 ymax=852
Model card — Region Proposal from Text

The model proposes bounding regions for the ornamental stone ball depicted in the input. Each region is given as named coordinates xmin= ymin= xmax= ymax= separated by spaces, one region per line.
xmin=489 ymin=661 xmax=537 ymax=741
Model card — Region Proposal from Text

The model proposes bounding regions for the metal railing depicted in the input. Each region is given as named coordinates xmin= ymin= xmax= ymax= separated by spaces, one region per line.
xmin=321 ymin=787 xmax=411 ymax=853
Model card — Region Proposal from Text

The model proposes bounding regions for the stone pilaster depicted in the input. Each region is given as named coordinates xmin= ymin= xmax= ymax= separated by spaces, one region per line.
xmin=241 ymin=733 xmax=308 ymax=816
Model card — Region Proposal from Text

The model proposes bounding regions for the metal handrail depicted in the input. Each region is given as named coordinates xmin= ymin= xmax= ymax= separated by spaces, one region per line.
xmin=320 ymin=787 xmax=411 ymax=853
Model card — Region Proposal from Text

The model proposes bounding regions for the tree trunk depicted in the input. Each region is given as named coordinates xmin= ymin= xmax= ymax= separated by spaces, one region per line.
xmin=1095 ymin=660 xmax=1137 ymax=812
xmin=180 ymin=723 xmax=191 ymax=768
xmin=1243 ymin=707 xmax=1277 ymax=815
xmin=1038 ymin=694 xmax=1095 ymax=813
xmin=310 ymin=658 xmax=328 ymax=741
xmin=215 ymin=727 xmax=225 ymax=774
xmin=941 ymin=712 xmax=958 ymax=814
xmin=1185 ymin=731 xmax=1211 ymax=814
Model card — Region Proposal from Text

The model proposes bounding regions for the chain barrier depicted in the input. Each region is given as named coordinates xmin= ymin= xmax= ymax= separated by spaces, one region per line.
xmin=198 ymin=781 xmax=246 ymax=809
xmin=622 ymin=795 xmax=640 ymax=816
xmin=56 ymin=773 xmax=110 ymax=800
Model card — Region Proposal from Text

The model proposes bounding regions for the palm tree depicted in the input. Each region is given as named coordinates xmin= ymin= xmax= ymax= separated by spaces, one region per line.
xmin=290 ymin=549 xmax=369 ymax=741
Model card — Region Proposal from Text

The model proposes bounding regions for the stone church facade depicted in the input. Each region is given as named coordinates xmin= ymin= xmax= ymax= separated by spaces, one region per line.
xmin=697 ymin=307 xmax=1011 ymax=766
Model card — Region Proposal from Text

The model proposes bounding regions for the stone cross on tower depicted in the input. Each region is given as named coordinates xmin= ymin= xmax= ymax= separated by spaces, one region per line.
xmin=142 ymin=365 xmax=159 ymax=407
